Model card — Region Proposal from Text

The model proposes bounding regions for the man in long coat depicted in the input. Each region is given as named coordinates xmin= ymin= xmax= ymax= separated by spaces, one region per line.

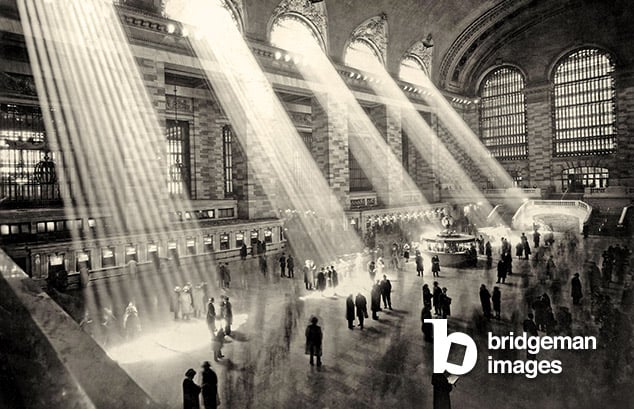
xmin=479 ymin=284 xmax=492 ymax=319
xmin=346 ymin=294 xmax=355 ymax=329
xmin=201 ymin=362 xmax=219 ymax=409
xmin=305 ymin=316 xmax=323 ymax=366
xmin=571 ymin=273 xmax=583 ymax=305
xmin=355 ymin=293 xmax=367 ymax=329
xmin=432 ymin=372 xmax=453 ymax=409
xmin=371 ymin=281 xmax=382 ymax=320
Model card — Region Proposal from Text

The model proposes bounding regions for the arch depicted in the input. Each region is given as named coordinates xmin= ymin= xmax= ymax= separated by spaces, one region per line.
xmin=343 ymin=14 xmax=388 ymax=70
xmin=550 ymin=47 xmax=616 ymax=157
xmin=474 ymin=63 xmax=527 ymax=97
xmin=344 ymin=37 xmax=383 ymax=73
xmin=399 ymin=56 xmax=428 ymax=85
xmin=221 ymin=0 xmax=246 ymax=34
xmin=478 ymin=65 xmax=527 ymax=160
xmin=268 ymin=0 xmax=328 ymax=53
xmin=269 ymin=12 xmax=325 ymax=53
xmin=546 ymin=44 xmax=616 ymax=81
xmin=401 ymin=35 xmax=433 ymax=80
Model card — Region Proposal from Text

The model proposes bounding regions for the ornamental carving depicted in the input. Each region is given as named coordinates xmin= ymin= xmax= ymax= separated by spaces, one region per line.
xmin=0 ymin=72 xmax=38 ymax=97
xmin=350 ymin=14 xmax=388 ymax=65
xmin=405 ymin=36 xmax=434 ymax=76
xmin=271 ymin=0 xmax=328 ymax=51
xmin=222 ymin=0 xmax=245 ymax=33
xmin=165 ymin=95 xmax=193 ymax=113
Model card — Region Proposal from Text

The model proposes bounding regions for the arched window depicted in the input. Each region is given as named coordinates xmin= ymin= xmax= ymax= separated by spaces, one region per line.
xmin=344 ymin=39 xmax=382 ymax=73
xmin=479 ymin=67 xmax=527 ymax=160
xmin=552 ymin=48 xmax=616 ymax=156
xmin=270 ymin=14 xmax=324 ymax=53
xmin=561 ymin=167 xmax=609 ymax=192
xmin=399 ymin=56 xmax=428 ymax=85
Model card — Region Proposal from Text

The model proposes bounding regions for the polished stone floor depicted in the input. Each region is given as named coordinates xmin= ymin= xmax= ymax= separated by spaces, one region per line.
xmin=76 ymin=236 xmax=633 ymax=409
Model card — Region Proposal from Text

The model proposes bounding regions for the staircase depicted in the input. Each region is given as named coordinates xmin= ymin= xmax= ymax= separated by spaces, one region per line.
xmin=585 ymin=208 xmax=622 ymax=236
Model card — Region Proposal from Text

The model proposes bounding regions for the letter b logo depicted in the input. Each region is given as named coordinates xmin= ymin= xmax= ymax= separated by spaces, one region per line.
xmin=424 ymin=319 xmax=477 ymax=375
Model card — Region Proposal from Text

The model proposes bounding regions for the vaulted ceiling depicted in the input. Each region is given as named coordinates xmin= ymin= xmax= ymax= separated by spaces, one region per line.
xmin=1 ymin=0 xmax=632 ymax=95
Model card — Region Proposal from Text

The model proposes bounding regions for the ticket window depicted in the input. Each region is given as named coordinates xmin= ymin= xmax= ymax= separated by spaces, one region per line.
xmin=49 ymin=254 xmax=66 ymax=275
xmin=203 ymin=235 xmax=213 ymax=253
xmin=250 ymin=230 xmax=259 ymax=247
xmin=220 ymin=234 xmax=230 ymax=250
xmin=148 ymin=243 xmax=159 ymax=266
xmin=186 ymin=238 xmax=196 ymax=255
xmin=168 ymin=241 xmax=179 ymax=259
xmin=265 ymin=229 xmax=273 ymax=243
xmin=76 ymin=250 xmax=91 ymax=272
xmin=235 ymin=232 xmax=244 ymax=248
xmin=125 ymin=245 xmax=138 ymax=263
xmin=101 ymin=247 xmax=116 ymax=268
xmin=48 ymin=254 xmax=67 ymax=288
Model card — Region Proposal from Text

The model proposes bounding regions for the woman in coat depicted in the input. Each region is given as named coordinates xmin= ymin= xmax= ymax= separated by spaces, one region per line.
xmin=183 ymin=368 xmax=201 ymax=409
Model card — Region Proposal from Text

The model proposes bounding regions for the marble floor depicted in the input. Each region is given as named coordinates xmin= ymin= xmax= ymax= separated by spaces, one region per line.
xmin=76 ymin=236 xmax=633 ymax=409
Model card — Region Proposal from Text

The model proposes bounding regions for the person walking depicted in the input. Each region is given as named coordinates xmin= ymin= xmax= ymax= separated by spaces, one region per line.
xmin=206 ymin=297 xmax=216 ymax=334
xmin=212 ymin=327 xmax=225 ymax=361
xmin=380 ymin=275 xmax=392 ymax=310
xmin=222 ymin=296 xmax=233 ymax=336
xmin=440 ymin=288 xmax=451 ymax=318
xmin=415 ymin=251 xmax=424 ymax=276
xmin=432 ymin=372 xmax=453 ymax=409
xmin=355 ymin=292 xmax=368 ymax=329
xmin=571 ymin=273 xmax=583 ymax=305
xmin=240 ymin=243 xmax=247 ymax=261
xmin=287 ymin=255 xmax=294 ymax=278
xmin=492 ymin=286 xmax=501 ymax=319
xmin=485 ymin=241 xmax=492 ymax=268
xmin=371 ymin=281 xmax=382 ymax=320
xmin=183 ymin=368 xmax=201 ymax=409
xmin=346 ymin=294 xmax=355 ymax=329
xmin=279 ymin=253 xmax=286 ymax=277
xmin=431 ymin=255 xmax=441 ymax=277
xmin=305 ymin=317 xmax=323 ymax=366
xmin=201 ymin=362 xmax=219 ymax=409
xmin=432 ymin=281 xmax=442 ymax=316
xmin=479 ymin=284 xmax=492 ymax=319
xmin=422 ymin=284 xmax=432 ymax=310
xmin=421 ymin=305 xmax=433 ymax=342
xmin=523 ymin=313 xmax=538 ymax=359
xmin=496 ymin=259 xmax=507 ymax=284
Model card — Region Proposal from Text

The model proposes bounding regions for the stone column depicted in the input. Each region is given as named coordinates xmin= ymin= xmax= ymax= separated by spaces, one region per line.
xmin=311 ymin=94 xmax=350 ymax=208
xmin=524 ymin=82 xmax=554 ymax=190
xmin=368 ymin=104 xmax=404 ymax=206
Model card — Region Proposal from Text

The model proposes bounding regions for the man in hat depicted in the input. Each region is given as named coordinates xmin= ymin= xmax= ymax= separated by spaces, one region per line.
xmin=305 ymin=316 xmax=323 ymax=366
xmin=201 ymin=362 xmax=219 ymax=409
xmin=183 ymin=368 xmax=201 ymax=409
xmin=571 ymin=273 xmax=583 ymax=305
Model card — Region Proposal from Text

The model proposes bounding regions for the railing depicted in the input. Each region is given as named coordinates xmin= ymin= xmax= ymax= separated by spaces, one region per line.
xmin=618 ymin=205 xmax=633 ymax=228
xmin=349 ymin=192 xmax=378 ymax=210
xmin=512 ymin=199 xmax=592 ymax=232
xmin=585 ymin=186 xmax=634 ymax=196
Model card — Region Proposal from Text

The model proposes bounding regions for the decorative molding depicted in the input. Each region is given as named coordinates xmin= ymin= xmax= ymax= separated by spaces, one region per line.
xmin=404 ymin=38 xmax=433 ymax=76
xmin=439 ymin=0 xmax=532 ymax=89
xmin=222 ymin=0 xmax=245 ymax=34
xmin=271 ymin=0 xmax=329 ymax=52
xmin=349 ymin=14 xmax=388 ymax=65
xmin=288 ymin=111 xmax=312 ymax=128
xmin=165 ymin=95 xmax=194 ymax=113
xmin=0 ymin=72 xmax=37 ymax=97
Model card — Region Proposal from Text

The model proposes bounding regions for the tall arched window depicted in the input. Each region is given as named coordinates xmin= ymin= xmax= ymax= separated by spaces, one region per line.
xmin=270 ymin=14 xmax=324 ymax=54
xmin=399 ymin=56 xmax=428 ymax=85
xmin=479 ymin=67 xmax=527 ymax=160
xmin=552 ymin=48 xmax=616 ymax=156
xmin=344 ymin=39 xmax=382 ymax=73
